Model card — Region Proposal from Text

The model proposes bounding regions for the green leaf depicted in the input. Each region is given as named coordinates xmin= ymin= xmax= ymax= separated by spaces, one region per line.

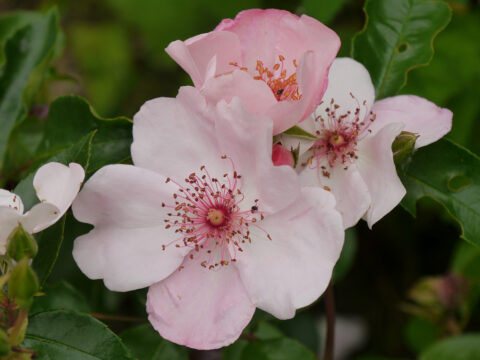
xmin=33 ymin=215 xmax=66 ymax=286
xmin=120 ymin=323 xmax=188 ymax=360
xmin=283 ymin=126 xmax=317 ymax=140
xmin=420 ymin=334 xmax=480 ymax=360
xmin=0 ymin=8 xmax=59 ymax=172
xmin=37 ymin=95 xmax=132 ymax=173
xmin=352 ymin=0 xmax=451 ymax=98
xmin=224 ymin=326 xmax=316 ymax=360
xmin=23 ymin=310 xmax=134 ymax=359
xmin=399 ymin=139 xmax=480 ymax=247
xmin=301 ymin=0 xmax=350 ymax=24
xmin=30 ymin=281 xmax=90 ymax=315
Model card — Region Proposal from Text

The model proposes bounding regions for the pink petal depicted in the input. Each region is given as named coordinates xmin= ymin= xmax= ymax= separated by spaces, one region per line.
xmin=314 ymin=58 xmax=375 ymax=126
xmin=72 ymin=165 xmax=189 ymax=291
xmin=0 ymin=207 xmax=21 ymax=255
xmin=147 ymin=252 xmax=255 ymax=350
xmin=132 ymin=87 xmax=228 ymax=183
xmin=201 ymin=69 xmax=277 ymax=116
xmin=215 ymin=98 xmax=300 ymax=214
xmin=356 ymin=123 xmax=406 ymax=227
xmin=166 ymin=31 xmax=242 ymax=87
xmin=298 ymin=161 xmax=371 ymax=229
xmin=370 ymin=95 xmax=453 ymax=148
xmin=272 ymin=144 xmax=295 ymax=167
xmin=235 ymin=187 xmax=343 ymax=319
xmin=32 ymin=162 xmax=85 ymax=230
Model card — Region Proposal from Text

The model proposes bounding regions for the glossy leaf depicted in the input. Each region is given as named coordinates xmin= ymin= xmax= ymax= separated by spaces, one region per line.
xmin=30 ymin=281 xmax=90 ymax=315
xmin=0 ymin=9 xmax=59 ymax=171
xmin=33 ymin=216 xmax=66 ymax=286
xmin=120 ymin=324 xmax=188 ymax=360
xmin=420 ymin=334 xmax=480 ymax=360
xmin=23 ymin=310 xmax=134 ymax=359
xmin=37 ymin=95 xmax=132 ymax=173
xmin=399 ymin=139 xmax=480 ymax=247
xmin=352 ymin=0 xmax=451 ymax=98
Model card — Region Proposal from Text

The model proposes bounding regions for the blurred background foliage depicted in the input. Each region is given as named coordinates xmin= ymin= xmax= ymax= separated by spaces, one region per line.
xmin=1 ymin=0 xmax=479 ymax=359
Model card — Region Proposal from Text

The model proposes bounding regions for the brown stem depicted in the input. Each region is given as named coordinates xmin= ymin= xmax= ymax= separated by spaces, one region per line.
xmin=8 ymin=309 xmax=28 ymax=345
xmin=90 ymin=312 xmax=147 ymax=323
xmin=324 ymin=283 xmax=335 ymax=360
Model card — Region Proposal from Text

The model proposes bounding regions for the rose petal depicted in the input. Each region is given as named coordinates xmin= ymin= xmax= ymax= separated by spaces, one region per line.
xmin=314 ymin=58 xmax=375 ymax=126
xmin=235 ymin=187 xmax=343 ymax=319
xmin=147 ymin=252 xmax=255 ymax=350
xmin=33 ymin=162 xmax=85 ymax=227
xmin=0 ymin=189 xmax=23 ymax=215
xmin=132 ymin=87 xmax=228 ymax=182
xmin=72 ymin=164 xmax=190 ymax=291
xmin=298 ymin=160 xmax=371 ymax=229
xmin=356 ymin=122 xmax=406 ymax=227
xmin=21 ymin=202 xmax=61 ymax=233
xmin=166 ymin=31 xmax=242 ymax=87
xmin=215 ymin=98 xmax=300 ymax=213
xmin=0 ymin=207 xmax=21 ymax=255
xmin=370 ymin=95 xmax=453 ymax=148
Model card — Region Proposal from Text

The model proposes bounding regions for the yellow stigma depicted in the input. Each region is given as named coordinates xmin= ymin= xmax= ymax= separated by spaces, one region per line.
xmin=329 ymin=134 xmax=345 ymax=147
xmin=207 ymin=209 xmax=225 ymax=227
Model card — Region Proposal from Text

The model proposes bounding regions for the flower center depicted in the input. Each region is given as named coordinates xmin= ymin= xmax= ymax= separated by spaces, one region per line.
xmin=230 ymin=55 xmax=302 ymax=102
xmin=206 ymin=208 xmax=226 ymax=227
xmin=303 ymin=94 xmax=376 ymax=174
xmin=161 ymin=156 xmax=271 ymax=270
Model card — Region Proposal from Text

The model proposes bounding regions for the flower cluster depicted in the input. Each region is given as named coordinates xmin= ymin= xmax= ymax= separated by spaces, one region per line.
xmin=41 ymin=8 xmax=451 ymax=350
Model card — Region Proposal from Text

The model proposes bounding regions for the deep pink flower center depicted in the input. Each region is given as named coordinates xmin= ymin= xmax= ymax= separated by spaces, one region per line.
xmin=229 ymin=55 xmax=302 ymax=102
xmin=303 ymin=94 xmax=376 ymax=175
xmin=161 ymin=156 xmax=271 ymax=270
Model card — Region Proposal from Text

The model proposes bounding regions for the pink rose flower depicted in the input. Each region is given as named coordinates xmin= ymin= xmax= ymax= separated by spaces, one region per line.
xmin=166 ymin=9 xmax=340 ymax=135
xmin=279 ymin=58 xmax=452 ymax=228
xmin=0 ymin=162 xmax=85 ymax=253
xmin=72 ymin=87 xmax=344 ymax=349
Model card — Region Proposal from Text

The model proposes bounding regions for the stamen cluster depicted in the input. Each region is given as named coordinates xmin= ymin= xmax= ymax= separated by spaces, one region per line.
xmin=304 ymin=94 xmax=376 ymax=175
xmin=161 ymin=156 xmax=270 ymax=270
xmin=230 ymin=55 xmax=302 ymax=101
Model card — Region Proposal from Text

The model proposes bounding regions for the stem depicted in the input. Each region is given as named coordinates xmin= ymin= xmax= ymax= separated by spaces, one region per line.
xmin=8 ymin=309 xmax=28 ymax=344
xmin=90 ymin=313 xmax=147 ymax=323
xmin=324 ymin=283 xmax=335 ymax=360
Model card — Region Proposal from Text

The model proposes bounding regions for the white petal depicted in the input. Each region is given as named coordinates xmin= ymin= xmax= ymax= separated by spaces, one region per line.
xmin=357 ymin=123 xmax=406 ymax=227
xmin=21 ymin=203 xmax=61 ymax=233
xmin=298 ymin=160 xmax=371 ymax=229
xmin=0 ymin=207 xmax=22 ymax=255
xmin=0 ymin=189 xmax=24 ymax=215
xmin=314 ymin=58 xmax=375 ymax=127
xmin=33 ymin=162 xmax=85 ymax=228
xmin=235 ymin=187 xmax=344 ymax=319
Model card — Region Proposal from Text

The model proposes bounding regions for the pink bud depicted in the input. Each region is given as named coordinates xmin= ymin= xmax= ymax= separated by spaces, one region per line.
xmin=272 ymin=144 xmax=295 ymax=167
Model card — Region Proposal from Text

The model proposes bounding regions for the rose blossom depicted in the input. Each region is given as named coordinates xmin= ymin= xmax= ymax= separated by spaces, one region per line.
xmin=0 ymin=162 xmax=85 ymax=253
xmin=166 ymin=9 xmax=340 ymax=134
xmin=278 ymin=58 xmax=453 ymax=228
xmin=72 ymin=87 xmax=344 ymax=349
